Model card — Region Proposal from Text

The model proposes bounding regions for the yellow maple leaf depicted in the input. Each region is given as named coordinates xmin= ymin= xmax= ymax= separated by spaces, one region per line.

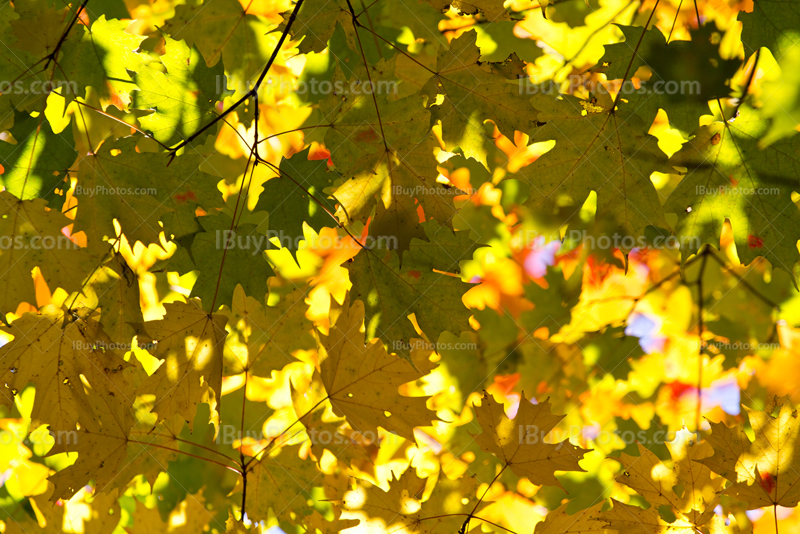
xmin=472 ymin=391 xmax=590 ymax=487
xmin=700 ymin=397 xmax=800 ymax=508
xmin=318 ymin=300 xmax=439 ymax=441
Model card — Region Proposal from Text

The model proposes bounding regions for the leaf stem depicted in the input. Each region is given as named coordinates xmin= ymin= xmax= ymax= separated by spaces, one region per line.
xmin=423 ymin=513 xmax=518 ymax=534
xmin=611 ymin=0 xmax=660 ymax=110
xmin=45 ymin=0 xmax=89 ymax=69
xmin=170 ymin=436 xmax=239 ymax=464
xmin=460 ymin=463 xmax=507 ymax=533
xmin=774 ymin=503 xmax=779 ymax=534
xmin=128 ymin=440 xmax=242 ymax=474
xmin=695 ymin=245 xmax=709 ymax=432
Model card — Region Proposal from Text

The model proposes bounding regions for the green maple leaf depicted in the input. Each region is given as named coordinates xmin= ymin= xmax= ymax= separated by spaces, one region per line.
xmin=520 ymin=268 xmax=582 ymax=335
xmin=0 ymin=110 xmax=77 ymax=202
xmin=311 ymin=56 xmax=457 ymax=231
xmin=759 ymin=43 xmax=800 ymax=146
xmin=58 ymin=16 xmax=146 ymax=105
xmin=739 ymin=1 xmax=800 ymax=145
xmin=520 ymin=93 xmax=670 ymax=248
xmin=665 ymin=104 xmax=800 ymax=271
xmin=73 ymin=137 xmax=223 ymax=251
xmin=0 ymin=1 xmax=53 ymax=120
xmin=477 ymin=21 xmax=544 ymax=63
xmin=254 ymin=147 xmax=338 ymax=262
xmin=370 ymin=187 xmax=427 ymax=262
xmin=281 ymin=0 xmax=352 ymax=54
xmin=133 ymin=37 xmax=226 ymax=147
xmin=83 ymin=0 xmax=129 ymax=21
xmin=739 ymin=0 xmax=800 ymax=59
xmin=8 ymin=0 xmax=66 ymax=57
xmin=179 ymin=211 xmax=275 ymax=310
xmin=163 ymin=0 xmax=277 ymax=113
xmin=347 ymin=220 xmax=480 ymax=355
xmin=321 ymin=60 xmax=432 ymax=221
xmin=425 ymin=30 xmax=535 ymax=167
xmin=595 ymin=24 xmax=738 ymax=133
xmin=371 ymin=0 xmax=448 ymax=51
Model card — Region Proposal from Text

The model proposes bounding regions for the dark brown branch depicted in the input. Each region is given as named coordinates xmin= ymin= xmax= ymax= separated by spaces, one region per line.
xmin=167 ymin=0 xmax=307 ymax=158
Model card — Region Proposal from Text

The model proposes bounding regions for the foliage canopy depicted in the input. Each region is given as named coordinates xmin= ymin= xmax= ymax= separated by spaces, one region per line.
xmin=1 ymin=0 xmax=800 ymax=533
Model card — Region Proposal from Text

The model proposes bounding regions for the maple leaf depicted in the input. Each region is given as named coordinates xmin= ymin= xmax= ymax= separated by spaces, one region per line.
xmin=220 ymin=284 xmax=315 ymax=376
xmin=424 ymin=0 xmax=511 ymax=22
xmin=533 ymin=502 xmax=609 ymax=534
xmin=254 ymin=147 xmax=338 ymax=261
xmin=318 ymin=57 xmax=433 ymax=224
xmin=520 ymin=267 xmax=582 ymax=335
xmin=347 ymin=220 xmax=480 ymax=356
xmin=594 ymin=24 xmax=738 ymax=133
xmin=164 ymin=0 xmax=273 ymax=75
xmin=75 ymin=252 xmax=144 ymax=344
xmin=665 ymin=104 xmax=800 ymax=270
xmin=0 ymin=306 xmax=134 ymax=433
xmin=699 ymin=398 xmax=800 ymax=508
xmin=614 ymin=427 xmax=723 ymax=528
xmin=519 ymin=93 xmax=670 ymax=249
xmin=303 ymin=509 xmax=360 ymax=534
xmin=245 ymin=444 xmax=320 ymax=523
xmin=0 ymin=110 xmax=77 ymax=203
xmin=133 ymin=37 xmax=227 ymax=147
xmin=425 ymin=30 xmax=535 ymax=167
xmin=290 ymin=376 xmax=370 ymax=468
xmin=738 ymin=0 xmax=800 ymax=59
xmin=126 ymin=490 xmax=212 ymax=534
xmin=337 ymin=469 xmax=484 ymax=534
xmin=472 ymin=391 xmax=590 ymax=487
xmin=47 ymin=407 xmax=183 ymax=501
xmin=285 ymin=0 xmax=353 ymax=54
xmin=225 ymin=511 xmax=248 ymax=533
xmin=58 ymin=15 xmax=146 ymax=106
xmin=168 ymin=211 xmax=275 ymax=309
xmin=136 ymin=300 xmax=228 ymax=428
xmin=18 ymin=485 xmax=122 ymax=534
xmin=318 ymin=299 xmax=439 ymax=441
xmin=0 ymin=10 xmax=49 ymax=122
xmin=603 ymin=500 xmax=697 ymax=534
xmin=73 ymin=137 xmax=223 ymax=251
